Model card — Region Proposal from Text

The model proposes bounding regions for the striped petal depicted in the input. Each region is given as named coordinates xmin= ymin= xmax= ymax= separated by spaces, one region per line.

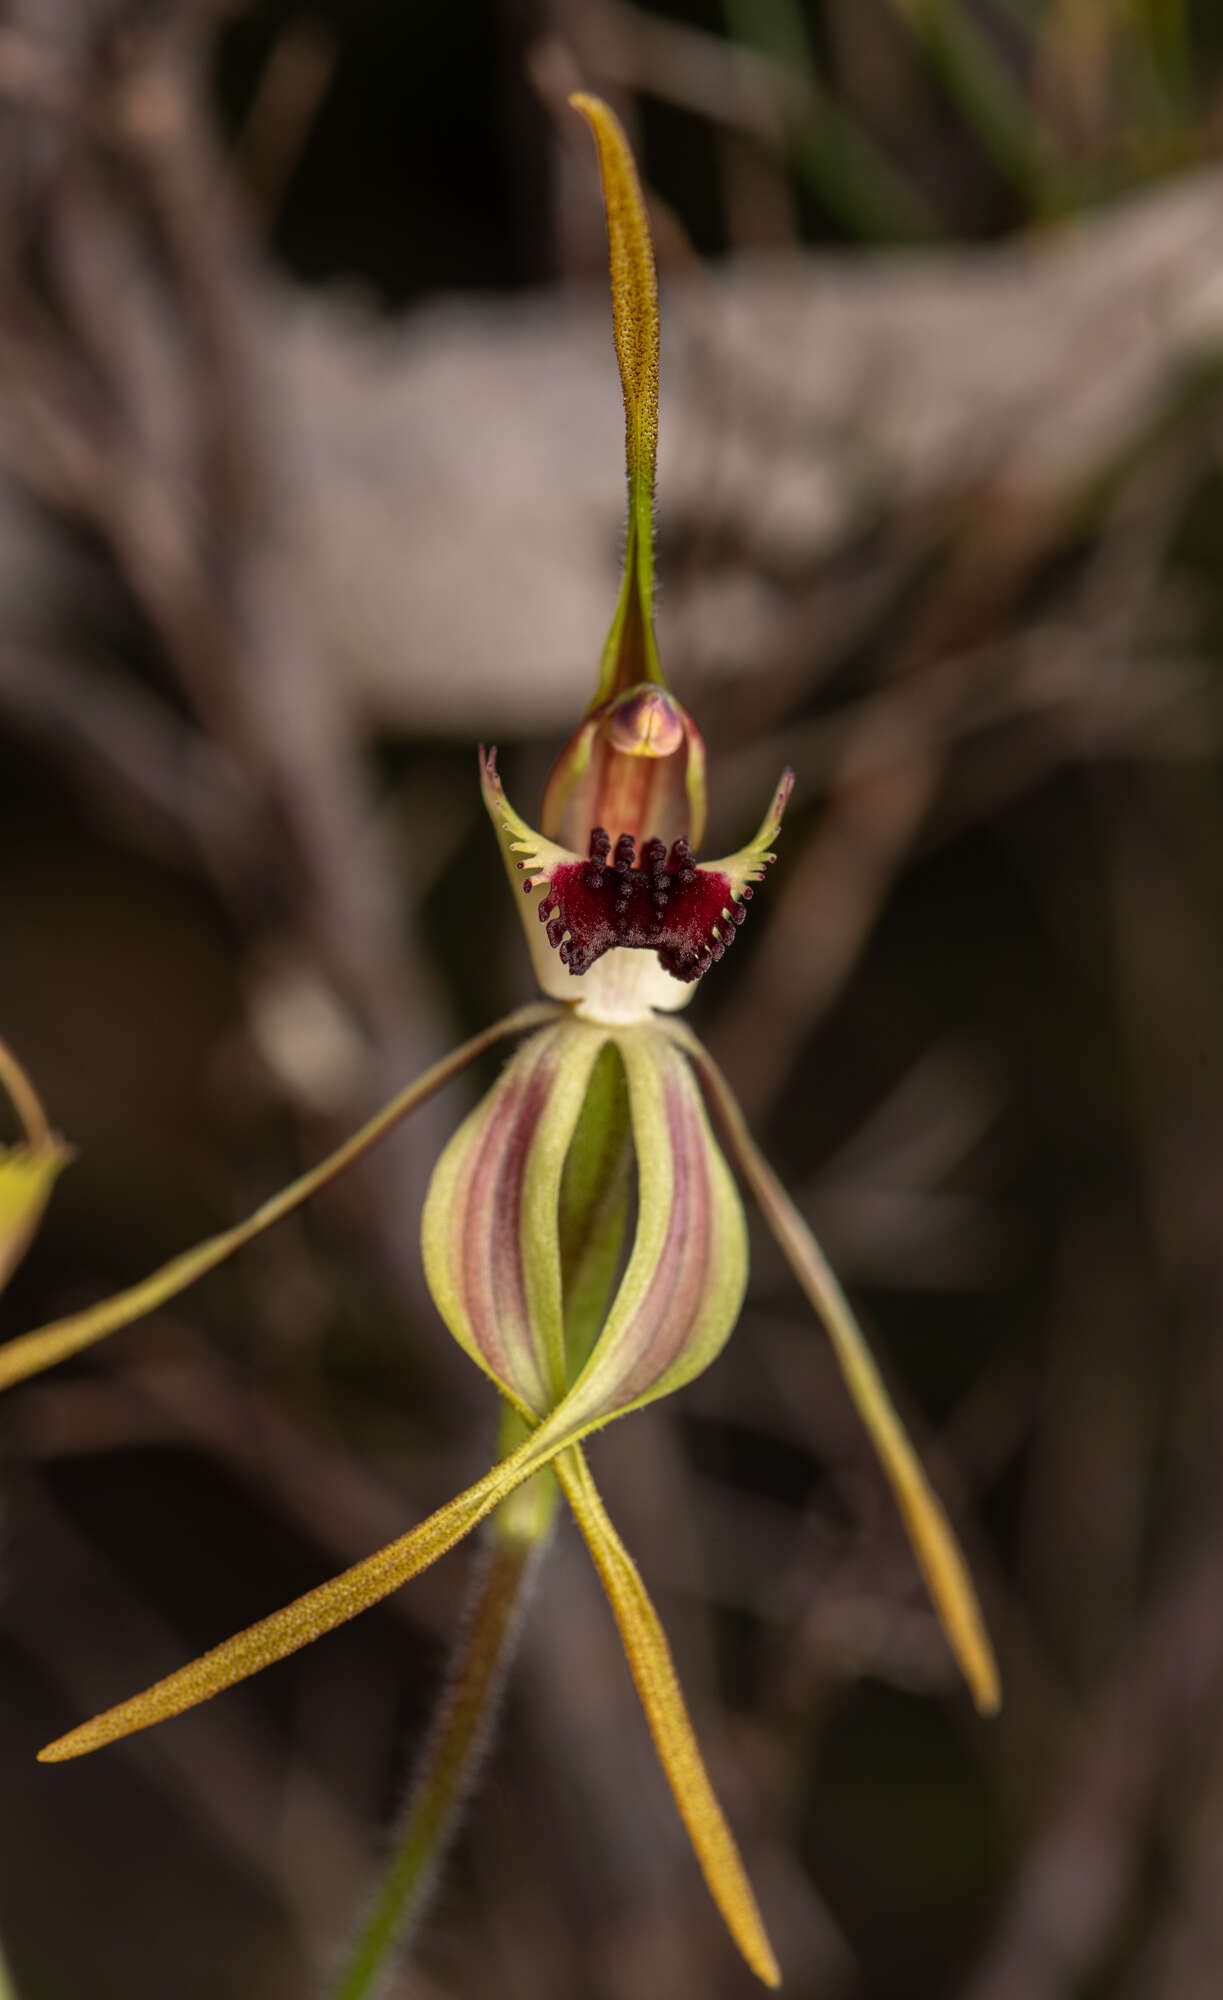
xmin=422 ymin=1019 xmax=613 ymax=1414
xmin=39 ymin=1021 xmax=751 ymax=1762
xmin=423 ymin=1014 xmax=749 ymax=1432
xmin=559 ymin=1019 xmax=748 ymax=1429
xmin=556 ymin=1038 xmax=633 ymax=1381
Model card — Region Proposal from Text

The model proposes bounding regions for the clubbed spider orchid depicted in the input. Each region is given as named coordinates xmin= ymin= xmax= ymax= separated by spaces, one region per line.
xmin=0 ymin=96 xmax=999 ymax=1991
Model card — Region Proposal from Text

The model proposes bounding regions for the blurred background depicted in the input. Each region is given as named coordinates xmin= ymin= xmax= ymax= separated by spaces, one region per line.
xmin=3 ymin=2 xmax=1223 ymax=1995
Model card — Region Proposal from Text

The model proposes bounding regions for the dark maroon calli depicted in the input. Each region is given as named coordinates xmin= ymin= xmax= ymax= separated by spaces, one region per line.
xmin=537 ymin=830 xmax=750 ymax=982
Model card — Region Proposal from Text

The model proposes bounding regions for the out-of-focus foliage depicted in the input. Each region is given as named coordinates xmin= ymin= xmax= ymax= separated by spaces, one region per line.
xmin=214 ymin=0 xmax=1223 ymax=285
xmin=2 ymin=3 xmax=1223 ymax=1997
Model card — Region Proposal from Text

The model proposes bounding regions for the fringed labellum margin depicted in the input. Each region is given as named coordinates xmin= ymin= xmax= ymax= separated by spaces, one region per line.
xmin=481 ymin=747 xmax=794 ymax=1020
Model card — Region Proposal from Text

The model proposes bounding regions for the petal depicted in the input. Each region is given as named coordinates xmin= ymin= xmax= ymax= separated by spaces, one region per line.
xmin=41 ymin=1221 xmax=751 ymax=1764
xmin=430 ymin=1017 xmax=750 ymax=1429
xmin=421 ymin=1018 xmax=612 ymax=1414
xmin=642 ymin=768 xmax=793 ymax=986
xmin=480 ymin=745 xmax=583 ymax=1005
xmin=556 ymin=1038 xmax=633 ymax=1380
xmin=38 ymin=1025 xmax=751 ymax=1761
xmin=0 ymin=1005 xmax=560 ymax=1394
xmin=482 ymin=746 xmax=696 ymax=1017
xmin=559 ymin=1021 xmax=748 ymax=1430
xmin=668 ymin=1020 xmax=1001 ymax=1716
xmin=703 ymin=768 xmax=795 ymax=904
xmin=557 ymin=1444 xmax=780 ymax=1988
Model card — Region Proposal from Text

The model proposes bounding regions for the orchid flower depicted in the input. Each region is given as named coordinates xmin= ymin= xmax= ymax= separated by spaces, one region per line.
xmin=0 ymin=96 xmax=998 ymax=1990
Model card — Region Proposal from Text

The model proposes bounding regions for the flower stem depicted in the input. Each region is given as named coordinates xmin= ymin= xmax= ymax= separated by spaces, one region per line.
xmin=327 ymin=1419 xmax=557 ymax=2000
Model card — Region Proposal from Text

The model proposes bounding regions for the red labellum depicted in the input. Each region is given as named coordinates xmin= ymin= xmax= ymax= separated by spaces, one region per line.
xmin=482 ymin=747 xmax=792 ymax=1013
xmin=538 ymin=831 xmax=749 ymax=983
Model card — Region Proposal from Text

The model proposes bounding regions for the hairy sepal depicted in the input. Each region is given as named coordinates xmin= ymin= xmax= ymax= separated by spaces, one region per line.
xmin=558 ymin=1444 xmax=780 ymax=1986
xmin=568 ymin=93 xmax=663 ymax=706
xmin=39 ymin=1024 xmax=750 ymax=1762
xmin=0 ymin=1006 xmax=560 ymax=1394
xmin=667 ymin=1018 xmax=1001 ymax=1717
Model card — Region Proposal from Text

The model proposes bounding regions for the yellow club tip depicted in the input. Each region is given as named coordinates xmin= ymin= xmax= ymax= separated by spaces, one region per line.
xmin=973 ymin=1666 xmax=1003 ymax=1718
xmin=37 ymin=1738 xmax=77 ymax=1764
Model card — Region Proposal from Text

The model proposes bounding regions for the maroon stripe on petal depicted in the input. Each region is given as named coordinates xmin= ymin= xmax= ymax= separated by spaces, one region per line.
xmin=491 ymin=1061 xmax=556 ymax=1390
xmin=450 ymin=1040 xmax=557 ymax=1409
xmin=448 ymin=1081 xmax=518 ymax=1388
xmin=611 ymin=1069 xmax=713 ymax=1407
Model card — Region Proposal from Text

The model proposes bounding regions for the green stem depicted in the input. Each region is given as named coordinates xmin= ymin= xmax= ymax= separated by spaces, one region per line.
xmin=330 ymin=1021 xmax=629 ymax=1997
xmin=892 ymin=0 xmax=1059 ymax=206
xmin=327 ymin=1417 xmax=557 ymax=2000
xmin=723 ymin=0 xmax=941 ymax=241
